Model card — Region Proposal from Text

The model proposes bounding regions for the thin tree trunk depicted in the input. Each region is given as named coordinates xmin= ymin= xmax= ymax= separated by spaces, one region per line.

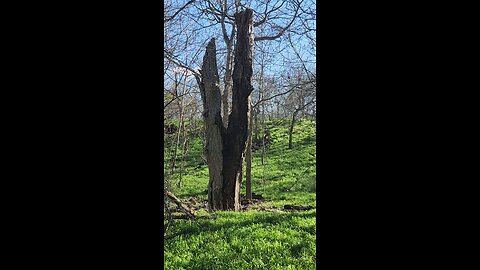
xmin=220 ymin=1 xmax=235 ymax=128
xmin=253 ymin=106 xmax=259 ymax=140
xmin=223 ymin=44 xmax=233 ymax=127
xmin=178 ymin=112 xmax=190 ymax=188
xmin=288 ymin=111 xmax=298 ymax=149
xmin=169 ymin=77 xmax=185 ymax=180
xmin=288 ymin=99 xmax=315 ymax=149
xmin=245 ymin=96 xmax=253 ymax=200
xmin=177 ymin=74 xmax=189 ymax=188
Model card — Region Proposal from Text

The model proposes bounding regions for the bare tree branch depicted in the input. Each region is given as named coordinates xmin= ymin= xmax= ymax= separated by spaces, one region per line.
xmin=164 ymin=0 xmax=196 ymax=23
xmin=287 ymin=33 xmax=315 ymax=84
xmin=253 ymin=80 xmax=311 ymax=108
xmin=254 ymin=0 xmax=286 ymax=27
xmin=296 ymin=97 xmax=315 ymax=112
xmin=254 ymin=0 xmax=303 ymax=41
xmin=164 ymin=50 xmax=201 ymax=77
xmin=253 ymin=0 xmax=272 ymax=27
xmin=219 ymin=1 xmax=231 ymax=45
xmin=164 ymin=91 xmax=195 ymax=110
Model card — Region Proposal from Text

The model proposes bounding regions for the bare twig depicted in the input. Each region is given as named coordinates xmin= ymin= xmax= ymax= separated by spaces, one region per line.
xmin=287 ymin=33 xmax=315 ymax=84
xmin=253 ymin=80 xmax=311 ymax=108
xmin=164 ymin=51 xmax=201 ymax=78
xmin=254 ymin=0 xmax=304 ymax=41
xmin=165 ymin=0 xmax=196 ymax=23
xmin=254 ymin=0 xmax=286 ymax=27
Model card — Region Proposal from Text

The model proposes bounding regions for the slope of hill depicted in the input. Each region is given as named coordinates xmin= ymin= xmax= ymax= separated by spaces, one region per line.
xmin=164 ymin=118 xmax=316 ymax=269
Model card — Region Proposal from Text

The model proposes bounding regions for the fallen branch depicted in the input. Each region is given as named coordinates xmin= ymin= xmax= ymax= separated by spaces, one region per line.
xmin=164 ymin=199 xmax=173 ymax=235
xmin=163 ymin=214 xmax=195 ymax=220
xmin=164 ymin=214 xmax=215 ymax=220
xmin=284 ymin=205 xmax=315 ymax=211
xmin=165 ymin=191 xmax=196 ymax=219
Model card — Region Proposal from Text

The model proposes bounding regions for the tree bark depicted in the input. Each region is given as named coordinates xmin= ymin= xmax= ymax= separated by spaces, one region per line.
xmin=198 ymin=9 xmax=255 ymax=211
xmin=198 ymin=38 xmax=226 ymax=211
xmin=222 ymin=9 xmax=254 ymax=211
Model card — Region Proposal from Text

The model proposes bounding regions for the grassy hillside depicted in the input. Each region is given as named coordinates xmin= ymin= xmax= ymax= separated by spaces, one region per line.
xmin=164 ymin=118 xmax=316 ymax=269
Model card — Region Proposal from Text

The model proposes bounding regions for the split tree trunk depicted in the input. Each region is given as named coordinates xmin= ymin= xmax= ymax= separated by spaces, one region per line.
xmin=197 ymin=9 xmax=255 ymax=211
xmin=197 ymin=38 xmax=225 ymax=210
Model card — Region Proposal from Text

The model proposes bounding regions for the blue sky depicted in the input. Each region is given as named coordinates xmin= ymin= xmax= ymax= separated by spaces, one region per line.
xmin=164 ymin=0 xmax=316 ymax=101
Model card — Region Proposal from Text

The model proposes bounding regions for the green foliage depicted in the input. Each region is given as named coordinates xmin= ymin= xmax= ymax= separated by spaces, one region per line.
xmin=164 ymin=118 xmax=316 ymax=269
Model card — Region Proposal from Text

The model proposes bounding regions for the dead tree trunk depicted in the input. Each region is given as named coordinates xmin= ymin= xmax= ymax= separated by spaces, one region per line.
xmin=223 ymin=9 xmax=255 ymax=210
xmin=196 ymin=9 xmax=254 ymax=211
xmin=197 ymin=38 xmax=226 ymax=211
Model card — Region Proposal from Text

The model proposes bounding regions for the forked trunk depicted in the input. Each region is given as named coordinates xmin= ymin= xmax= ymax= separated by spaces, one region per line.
xmin=197 ymin=9 xmax=254 ymax=211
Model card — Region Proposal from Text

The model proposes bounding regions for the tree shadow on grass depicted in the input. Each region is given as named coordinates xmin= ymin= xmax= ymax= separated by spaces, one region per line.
xmin=178 ymin=190 xmax=207 ymax=198
xmin=165 ymin=210 xmax=316 ymax=269
xmin=165 ymin=210 xmax=316 ymax=241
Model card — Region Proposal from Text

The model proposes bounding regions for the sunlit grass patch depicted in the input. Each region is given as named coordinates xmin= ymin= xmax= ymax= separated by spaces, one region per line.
xmin=164 ymin=210 xmax=316 ymax=270
xmin=164 ymin=118 xmax=317 ymax=269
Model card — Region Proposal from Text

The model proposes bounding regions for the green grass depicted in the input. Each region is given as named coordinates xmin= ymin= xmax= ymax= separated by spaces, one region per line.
xmin=164 ymin=118 xmax=316 ymax=269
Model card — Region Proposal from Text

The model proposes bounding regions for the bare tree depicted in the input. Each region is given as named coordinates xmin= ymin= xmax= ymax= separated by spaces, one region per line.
xmin=285 ymin=71 xmax=315 ymax=149
xmin=196 ymin=0 xmax=306 ymax=125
